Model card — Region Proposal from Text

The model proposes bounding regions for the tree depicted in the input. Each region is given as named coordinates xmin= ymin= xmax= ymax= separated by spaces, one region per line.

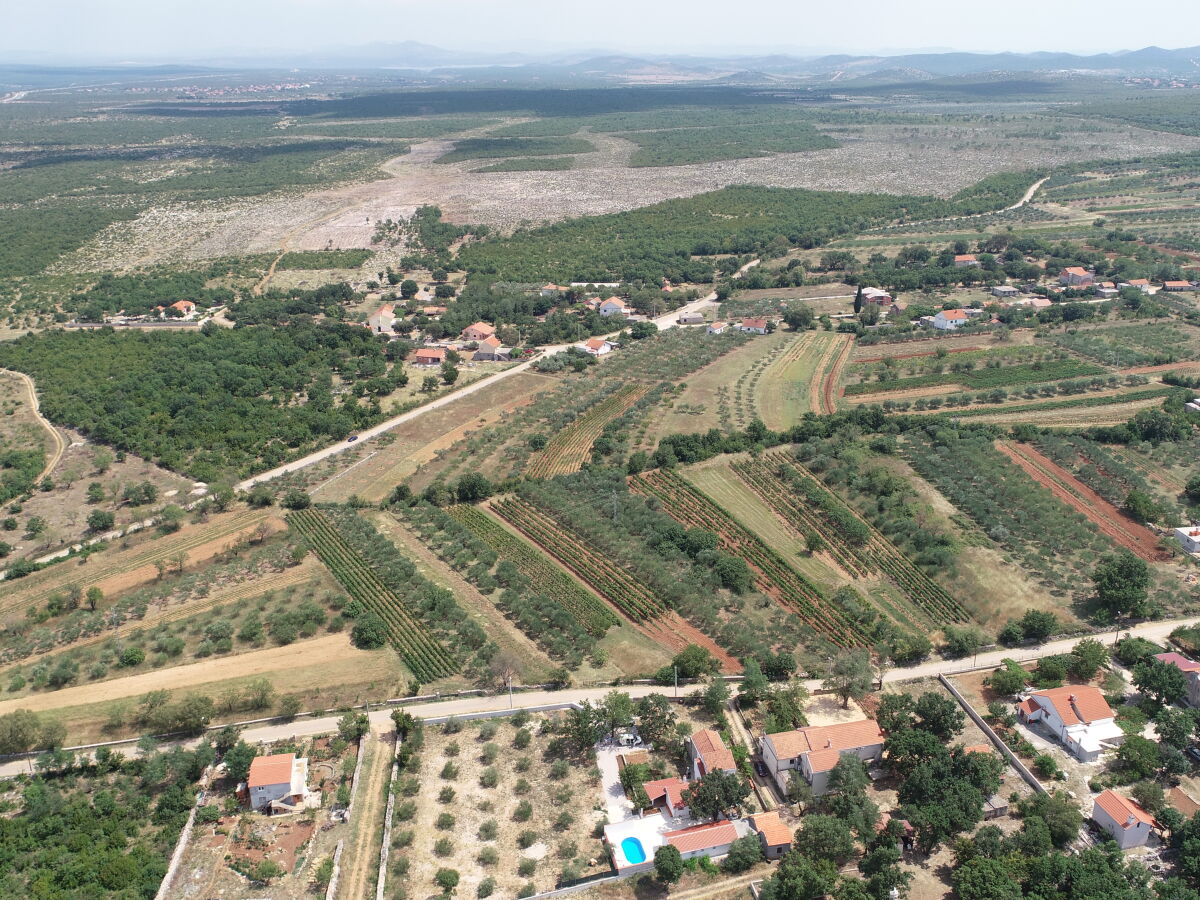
xmin=1019 ymin=609 xmax=1057 ymax=643
xmin=338 ymin=711 xmax=369 ymax=742
xmin=85 ymin=586 xmax=103 ymax=611
xmin=722 ymin=834 xmax=764 ymax=873
xmin=954 ymin=857 xmax=1022 ymax=900
xmin=281 ymin=489 xmax=311 ymax=510
xmin=1132 ymin=780 xmax=1165 ymax=814
xmin=422 ymin=375 xmax=439 ymax=393
xmin=600 ymin=691 xmax=634 ymax=737
xmin=854 ymin=284 xmax=864 ymax=314
xmin=654 ymin=844 xmax=684 ymax=884
xmin=1116 ymin=734 xmax=1160 ymax=779
xmin=670 ymin=644 xmax=719 ymax=679
xmin=913 ymin=692 xmax=965 ymax=741
xmin=739 ymin=658 xmax=770 ymax=705
xmin=86 ymin=482 xmax=105 ymax=503
xmin=0 ymin=709 xmax=41 ymax=754
xmin=942 ymin=624 xmax=985 ymax=659
xmin=794 ymin=814 xmax=857 ymax=865
xmin=702 ymin=676 xmax=731 ymax=716
xmin=350 ymin=611 xmax=388 ymax=649
xmin=86 ymin=509 xmax=114 ymax=533
xmin=454 ymin=472 xmax=493 ymax=503
xmin=434 ymin=868 xmax=460 ymax=893
xmin=1093 ymin=551 xmax=1151 ymax=619
xmin=825 ymin=650 xmax=874 ymax=708
xmin=634 ymin=694 xmax=679 ymax=749
xmin=251 ymin=860 xmax=284 ymax=885
xmin=1125 ymin=489 xmax=1160 ymax=525
xmin=1068 ymin=638 xmax=1109 ymax=681
xmin=760 ymin=855 xmax=836 ymax=900
xmin=222 ymin=741 xmax=257 ymax=783
xmin=683 ymin=771 xmax=751 ymax=821
xmin=400 ymin=279 xmax=419 ymax=298
xmin=1134 ymin=658 xmax=1188 ymax=708
xmin=985 ymin=659 xmax=1026 ymax=696
xmin=876 ymin=693 xmax=916 ymax=734
xmin=441 ymin=362 xmax=459 ymax=385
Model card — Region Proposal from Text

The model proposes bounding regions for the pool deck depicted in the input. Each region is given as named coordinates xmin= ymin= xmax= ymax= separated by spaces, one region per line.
xmin=603 ymin=812 xmax=682 ymax=873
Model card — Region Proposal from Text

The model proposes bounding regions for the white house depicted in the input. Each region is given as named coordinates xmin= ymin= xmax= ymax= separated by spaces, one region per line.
xmin=686 ymin=729 xmax=737 ymax=780
xmin=760 ymin=719 xmax=884 ymax=796
xmin=1060 ymin=267 xmax=1095 ymax=287
xmin=1092 ymin=790 xmax=1156 ymax=849
xmin=1119 ymin=279 xmax=1154 ymax=294
xmin=738 ymin=317 xmax=769 ymax=335
xmin=599 ymin=297 xmax=629 ymax=317
xmin=954 ymin=254 xmax=981 ymax=268
xmin=366 ymin=304 xmax=396 ymax=334
xmin=1175 ymin=526 xmax=1200 ymax=554
xmin=643 ymin=776 xmax=689 ymax=819
xmin=1017 ymin=685 xmax=1124 ymax=762
xmin=861 ymin=287 xmax=893 ymax=305
xmin=246 ymin=753 xmax=310 ymax=812
xmin=665 ymin=820 xmax=742 ymax=862
xmin=1154 ymin=652 xmax=1200 ymax=707
xmin=707 ymin=322 xmax=729 ymax=335
xmin=578 ymin=337 xmax=614 ymax=356
xmin=473 ymin=335 xmax=510 ymax=361
xmin=932 ymin=309 xmax=969 ymax=330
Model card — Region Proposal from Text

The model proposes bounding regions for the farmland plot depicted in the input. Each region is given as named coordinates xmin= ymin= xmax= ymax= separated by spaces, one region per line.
xmin=525 ymin=383 xmax=651 ymax=478
xmin=755 ymin=332 xmax=837 ymax=429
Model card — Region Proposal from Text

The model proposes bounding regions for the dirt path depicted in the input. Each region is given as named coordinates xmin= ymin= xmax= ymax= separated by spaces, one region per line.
xmin=1 ymin=368 xmax=66 ymax=481
xmin=818 ymin=334 xmax=854 ymax=414
xmin=338 ymin=734 xmax=393 ymax=900
xmin=0 ymin=632 xmax=361 ymax=716
xmin=807 ymin=336 xmax=842 ymax=415
xmin=997 ymin=440 xmax=1168 ymax=562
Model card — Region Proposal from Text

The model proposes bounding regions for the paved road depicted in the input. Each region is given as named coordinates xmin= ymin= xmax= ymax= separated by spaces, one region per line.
xmin=234 ymin=290 xmax=719 ymax=491
xmin=2 ymin=615 xmax=1192 ymax=779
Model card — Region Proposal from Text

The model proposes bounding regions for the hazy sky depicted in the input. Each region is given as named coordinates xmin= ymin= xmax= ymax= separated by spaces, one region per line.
xmin=7 ymin=0 xmax=1200 ymax=61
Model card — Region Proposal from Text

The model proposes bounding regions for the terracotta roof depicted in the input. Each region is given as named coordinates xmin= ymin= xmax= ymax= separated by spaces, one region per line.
xmin=1030 ymin=685 xmax=1113 ymax=726
xmin=1169 ymin=787 xmax=1200 ymax=819
xmin=643 ymin=777 xmax=689 ymax=810
xmin=478 ymin=335 xmax=502 ymax=348
xmin=938 ymin=309 xmax=968 ymax=320
xmin=963 ymin=744 xmax=994 ymax=755
xmin=247 ymin=753 xmax=294 ymax=788
xmin=806 ymin=748 xmax=843 ymax=773
xmin=585 ymin=337 xmax=609 ymax=350
xmin=463 ymin=322 xmax=495 ymax=336
xmin=765 ymin=719 xmax=884 ymax=761
xmin=954 ymin=254 xmax=976 ymax=261
xmin=742 ymin=317 xmax=768 ymax=328
xmin=414 ymin=348 xmax=446 ymax=361
xmin=665 ymin=820 xmax=738 ymax=854
xmin=1094 ymin=789 xmax=1156 ymax=829
xmin=171 ymin=300 xmax=195 ymax=310
xmin=1063 ymin=267 xmax=1091 ymax=277
xmin=690 ymin=729 xmax=736 ymax=771
xmin=421 ymin=306 xmax=447 ymax=315
xmin=1127 ymin=278 xmax=1150 ymax=286
xmin=602 ymin=297 xmax=627 ymax=307
xmin=1017 ymin=698 xmax=1039 ymax=717
xmin=1155 ymin=652 xmax=1200 ymax=673
xmin=749 ymin=810 xmax=793 ymax=846
xmin=1165 ymin=281 xmax=1194 ymax=288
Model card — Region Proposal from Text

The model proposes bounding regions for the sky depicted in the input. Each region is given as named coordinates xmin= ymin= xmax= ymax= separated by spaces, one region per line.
xmin=5 ymin=0 xmax=1200 ymax=62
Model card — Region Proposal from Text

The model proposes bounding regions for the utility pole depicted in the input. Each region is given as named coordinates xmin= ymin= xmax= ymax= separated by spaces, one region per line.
xmin=674 ymin=666 xmax=678 ymax=699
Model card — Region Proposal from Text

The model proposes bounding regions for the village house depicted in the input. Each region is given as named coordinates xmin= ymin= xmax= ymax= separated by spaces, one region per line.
xmin=954 ymin=254 xmax=981 ymax=268
xmin=1173 ymin=526 xmax=1200 ymax=555
xmin=738 ymin=317 xmax=769 ymax=335
xmin=749 ymin=810 xmax=794 ymax=859
xmin=643 ymin=777 xmax=690 ymax=819
xmin=677 ymin=311 xmax=705 ymax=325
xmin=245 ymin=753 xmax=310 ymax=813
xmin=862 ymin=287 xmax=893 ymax=305
xmin=473 ymin=335 xmax=510 ymax=361
xmin=1060 ymin=267 xmax=1095 ymax=287
xmin=421 ymin=305 xmax=448 ymax=318
xmin=412 ymin=347 xmax=447 ymax=367
xmin=579 ymin=337 xmax=614 ymax=356
xmin=1164 ymin=280 xmax=1197 ymax=292
xmin=1017 ymin=685 xmax=1123 ymax=762
xmin=1092 ymin=790 xmax=1156 ymax=849
xmin=1096 ymin=284 xmax=1120 ymax=299
xmin=687 ymin=729 xmax=737 ymax=780
xmin=170 ymin=300 xmax=197 ymax=319
xmin=1154 ymin=652 xmax=1200 ymax=707
xmin=932 ymin=308 xmax=969 ymax=330
xmin=1120 ymin=278 xmax=1153 ymax=294
xmin=366 ymin=303 xmax=395 ymax=334
xmin=599 ymin=297 xmax=630 ymax=317
xmin=707 ymin=322 xmax=729 ymax=334
xmin=602 ymin=814 xmax=750 ymax=875
xmin=461 ymin=321 xmax=496 ymax=342
xmin=665 ymin=820 xmax=743 ymax=862
xmin=540 ymin=283 xmax=568 ymax=297
xmin=760 ymin=719 xmax=885 ymax=796
xmin=991 ymin=285 xmax=1021 ymax=299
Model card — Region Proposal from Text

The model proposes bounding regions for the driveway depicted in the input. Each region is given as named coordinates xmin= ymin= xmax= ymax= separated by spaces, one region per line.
xmin=595 ymin=743 xmax=636 ymax=823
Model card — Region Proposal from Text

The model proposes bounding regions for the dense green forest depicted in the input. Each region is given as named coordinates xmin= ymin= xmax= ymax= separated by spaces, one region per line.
xmin=0 ymin=323 xmax=398 ymax=480
xmin=623 ymin=122 xmax=839 ymax=167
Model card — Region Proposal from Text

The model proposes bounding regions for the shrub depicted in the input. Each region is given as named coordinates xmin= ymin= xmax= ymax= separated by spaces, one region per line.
xmin=513 ymin=728 xmax=532 ymax=749
xmin=434 ymin=837 xmax=454 ymax=857
xmin=479 ymin=819 xmax=498 ymax=840
xmin=517 ymin=829 xmax=539 ymax=849
xmin=554 ymin=811 xmax=574 ymax=831
xmin=514 ymin=799 xmax=533 ymax=821
xmin=1033 ymin=754 xmax=1061 ymax=779
xmin=477 ymin=878 xmax=496 ymax=898
xmin=395 ymin=801 xmax=416 ymax=821
xmin=518 ymin=858 xmax=536 ymax=877
xmin=436 ymin=812 xmax=456 ymax=830
xmin=515 ymin=778 xmax=531 ymax=795
xmin=480 ymin=767 xmax=498 ymax=788
xmin=434 ymin=868 xmax=459 ymax=893
xmin=518 ymin=884 xmax=536 ymax=899
xmin=550 ymin=759 xmax=569 ymax=779
xmin=438 ymin=787 xmax=455 ymax=804
xmin=441 ymin=761 xmax=459 ymax=779
xmin=478 ymin=847 xmax=499 ymax=866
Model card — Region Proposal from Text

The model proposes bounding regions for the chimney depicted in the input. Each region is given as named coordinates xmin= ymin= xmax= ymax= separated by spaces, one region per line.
xmin=825 ymin=739 xmax=833 ymax=749
xmin=1127 ymin=815 xmax=1136 ymax=828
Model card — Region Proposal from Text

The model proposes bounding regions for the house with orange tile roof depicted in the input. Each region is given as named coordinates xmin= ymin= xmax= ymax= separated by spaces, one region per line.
xmin=643 ymin=777 xmax=690 ymax=818
xmin=1018 ymin=685 xmax=1123 ymax=761
xmin=367 ymin=303 xmax=396 ymax=334
xmin=739 ymin=317 xmax=769 ymax=334
xmin=932 ymin=308 xmax=969 ymax=330
xmin=1120 ymin=278 xmax=1153 ymax=294
xmin=1164 ymin=280 xmax=1197 ymax=291
xmin=749 ymin=810 xmax=793 ymax=859
xmin=599 ymin=297 xmax=630 ymax=317
xmin=245 ymin=752 xmax=310 ymax=812
xmin=687 ymin=729 xmax=737 ymax=781
xmin=1060 ymin=266 xmax=1094 ymax=287
xmin=169 ymin=300 xmax=197 ymax=319
xmin=1092 ymin=789 xmax=1156 ymax=848
xmin=760 ymin=719 xmax=884 ymax=795
xmin=954 ymin=253 xmax=980 ymax=268
xmin=707 ymin=322 xmax=729 ymax=334
xmin=578 ymin=337 xmax=614 ymax=356
xmin=412 ymin=347 xmax=447 ymax=367
xmin=461 ymin=321 xmax=496 ymax=341
xmin=665 ymin=820 xmax=742 ymax=859
xmin=473 ymin=334 xmax=510 ymax=361
xmin=1155 ymin=651 xmax=1200 ymax=706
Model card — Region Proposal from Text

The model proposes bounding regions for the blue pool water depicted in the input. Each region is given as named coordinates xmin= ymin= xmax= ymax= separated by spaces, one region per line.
xmin=621 ymin=837 xmax=647 ymax=864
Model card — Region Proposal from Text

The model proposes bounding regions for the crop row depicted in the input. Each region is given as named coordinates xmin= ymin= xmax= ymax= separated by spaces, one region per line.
xmin=445 ymin=504 xmax=618 ymax=636
xmin=739 ymin=455 xmax=969 ymax=624
xmin=490 ymin=497 xmax=666 ymax=623
xmin=288 ymin=508 xmax=456 ymax=683
xmin=843 ymin=359 xmax=1107 ymax=396
xmin=630 ymin=469 xmax=867 ymax=648
xmin=932 ymin=386 xmax=1174 ymax=419
xmin=526 ymin=383 xmax=651 ymax=479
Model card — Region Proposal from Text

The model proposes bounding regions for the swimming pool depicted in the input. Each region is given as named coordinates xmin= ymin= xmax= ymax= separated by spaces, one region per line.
xmin=621 ymin=836 xmax=647 ymax=864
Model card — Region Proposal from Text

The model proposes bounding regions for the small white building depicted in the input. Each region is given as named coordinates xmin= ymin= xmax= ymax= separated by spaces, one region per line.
xmin=687 ymin=729 xmax=737 ymax=781
xmin=578 ymin=337 xmax=614 ymax=356
xmin=954 ymin=254 xmax=981 ymax=268
xmin=707 ymin=322 xmax=729 ymax=335
xmin=1017 ymin=685 xmax=1124 ymax=762
xmin=246 ymin=753 xmax=310 ymax=813
xmin=366 ymin=303 xmax=396 ymax=334
xmin=1092 ymin=790 xmax=1156 ymax=849
xmin=932 ymin=309 xmax=969 ymax=330
xmin=738 ymin=317 xmax=769 ymax=335
xmin=760 ymin=719 xmax=884 ymax=796
xmin=1175 ymin=526 xmax=1200 ymax=553
xmin=599 ymin=297 xmax=630 ymax=317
